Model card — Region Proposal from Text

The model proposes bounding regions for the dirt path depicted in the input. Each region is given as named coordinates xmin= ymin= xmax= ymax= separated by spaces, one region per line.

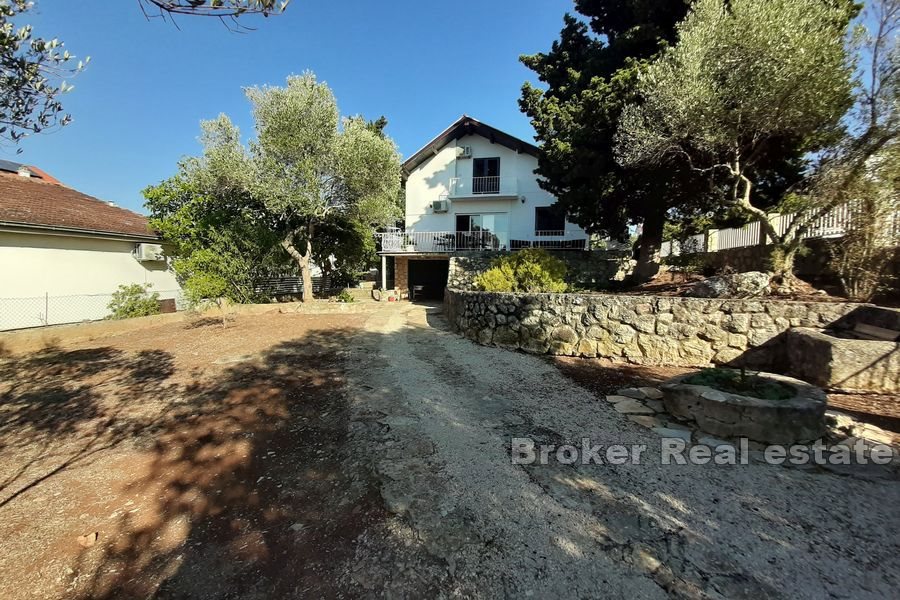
xmin=342 ymin=302 xmax=900 ymax=599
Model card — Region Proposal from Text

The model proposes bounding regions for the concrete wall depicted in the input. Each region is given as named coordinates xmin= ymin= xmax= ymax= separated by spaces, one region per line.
xmin=0 ymin=230 xmax=181 ymax=329
xmin=444 ymin=289 xmax=869 ymax=369
xmin=404 ymin=133 xmax=587 ymax=243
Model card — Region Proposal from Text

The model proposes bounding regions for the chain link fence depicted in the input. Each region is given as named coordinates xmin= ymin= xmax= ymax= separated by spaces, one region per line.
xmin=0 ymin=289 xmax=186 ymax=332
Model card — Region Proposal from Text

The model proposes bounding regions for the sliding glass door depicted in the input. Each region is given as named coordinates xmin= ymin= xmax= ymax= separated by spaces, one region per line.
xmin=455 ymin=213 xmax=508 ymax=250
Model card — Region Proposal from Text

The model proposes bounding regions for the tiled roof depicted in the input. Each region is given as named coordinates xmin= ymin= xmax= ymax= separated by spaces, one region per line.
xmin=0 ymin=159 xmax=62 ymax=184
xmin=0 ymin=173 xmax=156 ymax=239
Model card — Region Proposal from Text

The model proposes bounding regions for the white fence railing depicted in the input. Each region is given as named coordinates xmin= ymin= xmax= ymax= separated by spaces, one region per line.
xmin=376 ymin=230 xmax=589 ymax=253
xmin=661 ymin=205 xmax=899 ymax=258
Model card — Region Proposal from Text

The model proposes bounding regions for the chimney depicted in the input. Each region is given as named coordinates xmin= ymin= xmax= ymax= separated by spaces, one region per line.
xmin=17 ymin=166 xmax=32 ymax=178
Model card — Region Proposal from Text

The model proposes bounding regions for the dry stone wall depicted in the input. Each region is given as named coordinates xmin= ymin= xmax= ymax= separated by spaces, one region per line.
xmin=444 ymin=289 xmax=869 ymax=369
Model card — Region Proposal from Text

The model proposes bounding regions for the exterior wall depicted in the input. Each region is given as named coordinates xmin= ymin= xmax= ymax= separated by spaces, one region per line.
xmin=444 ymin=289 xmax=869 ymax=369
xmin=404 ymin=134 xmax=586 ymax=243
xmin=0 ymin=231 xmax=181 ymax=329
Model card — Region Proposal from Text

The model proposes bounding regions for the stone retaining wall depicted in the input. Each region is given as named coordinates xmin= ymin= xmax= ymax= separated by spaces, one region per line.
xmin=444 ymin=289 xmax=869 ymax=368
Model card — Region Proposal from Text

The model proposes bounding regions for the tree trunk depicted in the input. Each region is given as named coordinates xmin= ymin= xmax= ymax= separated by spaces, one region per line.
xmin=767 ymin=240 xmax=802 ymax=292
xmin=282 ymin=223 xmax=316 ymax=303
xmin=632 ymin=210 xmax=665 ymax=284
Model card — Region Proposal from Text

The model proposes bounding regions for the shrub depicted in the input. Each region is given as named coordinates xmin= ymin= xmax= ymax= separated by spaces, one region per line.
xmin=474 ymin=249 xmax=568 ymax=293
xmin=107 ymin=283 xmax=160 ymax=320
xmin=335 ymin=289 xmax=355 ymax=303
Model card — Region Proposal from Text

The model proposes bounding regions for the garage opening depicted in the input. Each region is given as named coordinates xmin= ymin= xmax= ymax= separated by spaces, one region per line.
xmin=407 ymin=259 xmax=450 ymax=301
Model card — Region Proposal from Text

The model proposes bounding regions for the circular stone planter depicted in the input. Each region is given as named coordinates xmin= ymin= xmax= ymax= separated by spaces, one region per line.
xmin=660 ymin=372 xmax=827 ymax=444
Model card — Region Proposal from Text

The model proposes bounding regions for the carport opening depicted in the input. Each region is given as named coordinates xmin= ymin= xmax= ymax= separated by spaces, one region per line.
xmin=408 ymin=259 xmax=449 ymax=302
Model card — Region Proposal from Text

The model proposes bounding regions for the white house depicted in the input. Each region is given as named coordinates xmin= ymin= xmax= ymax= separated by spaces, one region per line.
xmin=0 ymin=160 xmax=182 ymax=330
xmin=377 ymin=115 xmax=588 ymax=299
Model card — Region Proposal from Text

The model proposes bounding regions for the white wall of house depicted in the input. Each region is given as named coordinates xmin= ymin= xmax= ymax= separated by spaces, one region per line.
xmin=404 ymin=133 xmax=585 ymax=243
xmin=0 ymin=230 xmax=182 ymax=330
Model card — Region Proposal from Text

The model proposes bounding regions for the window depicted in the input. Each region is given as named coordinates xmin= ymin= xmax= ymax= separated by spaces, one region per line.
xmin=472 ymin=158 xmax=500 ymax=194
xmin=535 ymin=206 xmax=566 ymax=235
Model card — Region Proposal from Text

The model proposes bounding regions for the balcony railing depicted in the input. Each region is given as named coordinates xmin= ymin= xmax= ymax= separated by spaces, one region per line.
xmin=449 ymin=176 xmax=518 ymax=198
xmin=376 ymin=230 xmax=589 ymax=253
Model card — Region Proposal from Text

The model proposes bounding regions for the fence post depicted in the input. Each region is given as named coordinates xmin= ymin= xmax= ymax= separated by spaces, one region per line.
xmin=705 ymin=229 xmax=719 ymax=253
xmin=44 ymin=292 xmax=49 ymax=327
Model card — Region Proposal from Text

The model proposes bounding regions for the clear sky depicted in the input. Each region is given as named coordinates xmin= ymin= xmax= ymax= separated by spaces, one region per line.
xmin=3 ymin=0 xmax=569 ymax=214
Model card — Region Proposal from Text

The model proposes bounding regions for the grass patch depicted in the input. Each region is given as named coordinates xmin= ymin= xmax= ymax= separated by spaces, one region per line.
xmin=684 ymin=368 xmax=795 ymax=401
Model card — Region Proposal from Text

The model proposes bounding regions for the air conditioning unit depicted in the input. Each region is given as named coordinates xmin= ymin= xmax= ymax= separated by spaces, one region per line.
xmin=432 ymin=199 xmax=449 ymax=213
xmin=457 ymin=145 xmax=473 ymax=159
xmin=134 ymin=243 xmax=164 ymax=262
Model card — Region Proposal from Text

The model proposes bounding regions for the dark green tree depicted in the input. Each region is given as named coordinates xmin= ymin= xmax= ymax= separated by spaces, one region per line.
xmin=521 ymin=1 xmax=702 ymax=281
xmin=520 ymin=0 xmax=854 ymax=281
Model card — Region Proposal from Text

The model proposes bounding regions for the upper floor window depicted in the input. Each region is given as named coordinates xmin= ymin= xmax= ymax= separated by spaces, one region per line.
xmin=473 ymin=158 xmax=500 ymax=194
xmin=535 ymin=206 xmax=566 ymax=235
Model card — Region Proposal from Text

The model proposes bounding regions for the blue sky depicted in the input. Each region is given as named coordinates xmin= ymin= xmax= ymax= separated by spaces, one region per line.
xmin=4 ymin=0 xmax=569 ymax=213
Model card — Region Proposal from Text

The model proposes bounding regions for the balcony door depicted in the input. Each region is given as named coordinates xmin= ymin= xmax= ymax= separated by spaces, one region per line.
xmin=455 ymin=213 xmax=508 ymax=250
xmin=472 ymin=158 xmax=500 ymax=194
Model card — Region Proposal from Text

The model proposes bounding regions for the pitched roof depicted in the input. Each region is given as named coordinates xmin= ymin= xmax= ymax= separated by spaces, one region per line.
xmin=0 ymin=159 xmax=62 ymax=184
xmin=0 ymin=173 xmax=157 ymax=240
xmin=402 ymin=115 xmax=540 ymax=176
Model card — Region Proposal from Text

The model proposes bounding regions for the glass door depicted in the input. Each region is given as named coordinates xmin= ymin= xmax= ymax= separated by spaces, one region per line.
xmin=455 ymin=213 xmax=508 ymax=250
xmin=472 ymin=158 xmax=501 ymax=194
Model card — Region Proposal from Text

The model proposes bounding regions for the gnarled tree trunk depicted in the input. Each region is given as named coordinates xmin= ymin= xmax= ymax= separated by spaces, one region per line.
xmin=282 ymin=223 xmax=316 ymax=303
xmin=632 ymin=210 xmax=665 ymax=283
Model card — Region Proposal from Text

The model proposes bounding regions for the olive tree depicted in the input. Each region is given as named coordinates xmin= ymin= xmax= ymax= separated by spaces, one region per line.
xmin=247 ymin=74 xmax=401 ymax=301
xmin=616 ymin=0 xmax=856 ymax=279
xmin=0 ymin=0 xmax=87 ymax=145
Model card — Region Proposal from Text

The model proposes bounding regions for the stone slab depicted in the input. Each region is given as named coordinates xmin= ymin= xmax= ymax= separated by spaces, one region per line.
xmin=613 ymin=399 xmax=656 ymax=415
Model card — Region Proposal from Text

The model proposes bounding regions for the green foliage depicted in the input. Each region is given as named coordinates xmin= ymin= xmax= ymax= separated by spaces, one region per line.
xmin=475 ymin=249 xmax=568 ymax=293
xmin=616 ymin=0 xmax=855 ymax=219
xmin=829 ymin=144 xmax=900 ymax=301
xmin=0 ymin=0 xmax=88 ymax=144
xmin=684 ymin=368 xmax=795 ymax=401
xmin=146 ymin=74 xmax=401 ymax=303
xmin=107 ymin=283 xmax=160 ymax=320
xmin=519 ymin=1 xmax=717 ymax=274
xmin=144 ymin=133 xmax=289 ymax=305
xmin=335 ymin=289 xmax=355 ymax=303
xmin=312 ymin=216 xmax=377 ymax=288
xmin=245 ymin=73 xmax=402 ymax=300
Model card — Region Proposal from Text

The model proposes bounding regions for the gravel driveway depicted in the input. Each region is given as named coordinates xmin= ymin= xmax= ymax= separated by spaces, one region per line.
xmin=343 ymin=302 xmax=900 ymax=599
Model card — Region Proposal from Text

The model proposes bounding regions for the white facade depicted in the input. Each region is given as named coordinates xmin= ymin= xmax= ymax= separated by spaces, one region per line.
xmin=0 ymin=230 xmax=182 ymax=330
xmin=403 ymin=132 xmax=586 ymax=247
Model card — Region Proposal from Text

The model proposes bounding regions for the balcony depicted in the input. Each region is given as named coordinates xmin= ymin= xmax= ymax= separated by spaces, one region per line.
xmin=449 ymin=176 xmax=519 ymax=199
xmin=376 ymin=230 xmax=589 ymax=254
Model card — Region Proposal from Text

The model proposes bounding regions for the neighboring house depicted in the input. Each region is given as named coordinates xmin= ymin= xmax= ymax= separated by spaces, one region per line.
xmin=0 ymin=160 xmax=181 ymax=330
xmin=377 ymin=115 xmax=588 ymax=299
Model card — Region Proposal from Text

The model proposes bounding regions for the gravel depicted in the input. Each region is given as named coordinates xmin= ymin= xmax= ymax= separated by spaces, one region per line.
xmin=342 ymin=302 xmax=900 ymax=599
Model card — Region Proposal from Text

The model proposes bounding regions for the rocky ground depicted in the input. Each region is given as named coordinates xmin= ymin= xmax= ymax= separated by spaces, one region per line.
xmin=0 ymin=301 xmax=897 ymax=599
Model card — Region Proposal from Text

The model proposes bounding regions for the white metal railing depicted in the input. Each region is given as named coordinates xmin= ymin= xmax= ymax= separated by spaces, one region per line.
xmin=376 ymin=230 xmax=589 ymax=253
xmin=662 ymin=204 xmax=899 ymax=257
xmin=449 ymin=177 xmax=519 ymax=198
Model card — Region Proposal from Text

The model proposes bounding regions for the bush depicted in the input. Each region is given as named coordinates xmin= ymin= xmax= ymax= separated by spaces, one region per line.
xmin=107 ymin=283 xmax=160 ymax=320
xmin=474 ymin=249 xmax=568 ymax=293
xmin=335 ymin=289 xmax=355 ymax=303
